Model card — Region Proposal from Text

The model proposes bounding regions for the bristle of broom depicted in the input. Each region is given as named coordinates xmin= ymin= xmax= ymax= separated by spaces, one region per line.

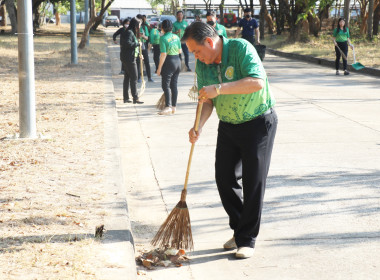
xmin=151 ymin=194 xmax=193 ymax=250
xmin=156 ymin=93 xmax=166 ymax=110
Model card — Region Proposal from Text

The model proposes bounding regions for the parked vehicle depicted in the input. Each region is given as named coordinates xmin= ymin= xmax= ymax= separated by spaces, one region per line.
xmin=149 ymin=16 xmax=160 ymax=28
xmin=105 ymin=15 xmax=119 ymax=28
xmin=160 ymin=15 xmax=176 ymax=24
xmin=223 ymin=13 xmax=237 ymax=27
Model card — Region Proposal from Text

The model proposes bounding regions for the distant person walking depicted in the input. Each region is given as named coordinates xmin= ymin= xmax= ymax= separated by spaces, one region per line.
xmin=118 ymin=17 xmax=144 ymax=104
xmin=113 ymin=18 xmax=130 ymax=74
xmin=206 ymin=11 xmax=227 ymax=38
xmin=173 ymin=10 xmax=191 ymax=71
xmin=235 ymin=8 xmax=260 ymax=46
xmin=156 ymin=19 xmax=182 ymax=115
xmin=333 ymin=18 xmax=353 ymax=76
xmin=149 ymin=25 xmax=161 ymax=74
xmin=136 ymin=14 xmax=154 ymax=82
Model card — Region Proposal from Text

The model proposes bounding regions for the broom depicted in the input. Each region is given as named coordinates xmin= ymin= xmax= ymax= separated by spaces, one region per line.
xmin=151 ymin=101 xmax=204 ymax=250
xmin=188 ymin=60 xmax=198 ymax=101
xmin=156 ymin=93 xmax=166 ymax=110
xmin=138 ymin=45 xmax=146 ymax=97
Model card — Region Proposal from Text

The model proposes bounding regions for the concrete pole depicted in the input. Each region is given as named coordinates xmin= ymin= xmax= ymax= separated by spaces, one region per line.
xmin=17 ymin=0 xmax=37 ymax=138
xmin=84 ymin=0 xmax=90 ymax=45
xmin=70 ymin=0 xmax=78 ymax=64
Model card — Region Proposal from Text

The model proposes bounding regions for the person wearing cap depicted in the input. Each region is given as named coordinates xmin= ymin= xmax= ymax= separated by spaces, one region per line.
xmin=206 ymin=11 xmax=227 ymax=38
xmin=157 ymin=19 xmax=182 ymax=115
xmin=183 ymin=22 xmax=277 ymax=259
xmin=235 ymin=8 xmax=260 ymax=45
xmin=173 ymin=10 xmax=191 ymax=71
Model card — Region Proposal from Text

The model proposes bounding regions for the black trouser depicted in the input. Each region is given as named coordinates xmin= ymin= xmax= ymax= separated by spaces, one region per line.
xmin=215 ymin=108 xmax=278 ymax=248
xmin=153 ymin=44 xmax=160 ymax=72
xmin=179 ymin=43 xmax=190 ymax=69
xmin=335 ymin=41 xmax=348 ymax=71
xmin=122 ymin=60 xmax=138 ymax=101
xmin=136 ymin=47 xmax=151 ymax=79
xmin=161 ymin=55 xmax=180 ymax=107
xmin=242 ymin=35 xmax=255 ymax=46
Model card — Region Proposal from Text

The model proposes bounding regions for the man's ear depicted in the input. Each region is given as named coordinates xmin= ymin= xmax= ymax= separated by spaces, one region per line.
xmin=205 ymin=37 xmax=214 ymax=48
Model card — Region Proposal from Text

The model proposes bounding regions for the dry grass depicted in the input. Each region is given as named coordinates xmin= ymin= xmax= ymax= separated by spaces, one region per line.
xmin=261 ymin=29 xmax=380 ymax=69
xmin=1 ymin=24 xmax=113 ymax=279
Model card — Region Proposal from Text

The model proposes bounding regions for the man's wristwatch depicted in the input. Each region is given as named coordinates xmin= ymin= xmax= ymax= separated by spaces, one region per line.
xmin=215 ymin=84 xmax=222 ymax=96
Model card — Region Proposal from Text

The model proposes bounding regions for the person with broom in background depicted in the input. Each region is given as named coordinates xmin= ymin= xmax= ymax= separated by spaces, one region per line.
xmin=136 ymin=14 xmax=154 ymax=83
xmin=156 ymin=19 xmax=182 ymax=115
xmin=183 ymin=22 xmax=277 ymax=259
xmin=333 ymin=18 xmax=353 ymax=76
xmin=113 ymin=18 xmax=130 ymax=75
xmin=149 ymin=24 xmax=161 ymax=74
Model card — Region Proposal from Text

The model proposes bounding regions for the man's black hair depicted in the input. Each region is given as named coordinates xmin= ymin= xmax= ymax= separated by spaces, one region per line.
xmin=206 ymin=11 xmax=216 ymax=17
xmin=161 ymin=19 xmax=173 ymax=33
xmin=243 ymin=8 xmax=251 ymax=13
xmin=182 ymin=21 xmax=218 ymax=44
xmin=176 ymin=10 xmax=183 ymax=15
xmin=136 ymin=14 xmax=142 ymax=19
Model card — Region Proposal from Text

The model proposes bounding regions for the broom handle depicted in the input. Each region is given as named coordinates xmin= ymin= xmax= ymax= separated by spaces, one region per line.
xmin=335 ymin=44 xmax=348 ymax=61
xmin=139 ymin=44 xmax=144 ymax=79
xmin=183 ymin=102 xmax=203 ymax=191
xmin=352 ymin=45 xmax=357 ymax=63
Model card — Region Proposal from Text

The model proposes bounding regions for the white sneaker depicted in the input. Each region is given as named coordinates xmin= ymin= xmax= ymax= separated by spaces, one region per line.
xmin=223 ymin=237 xmax=237 ymax=250
xmin=172 ymin=107 xmax=176 ymax=114
xmin=235 ymin=247 xmax=255 ymax=259
xmin=159 ymin=107 xmax=172 ymax=115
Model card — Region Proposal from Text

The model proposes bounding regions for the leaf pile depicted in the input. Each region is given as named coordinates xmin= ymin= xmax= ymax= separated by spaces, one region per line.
xmin=136 ymin=248 xmax=189 ymax=269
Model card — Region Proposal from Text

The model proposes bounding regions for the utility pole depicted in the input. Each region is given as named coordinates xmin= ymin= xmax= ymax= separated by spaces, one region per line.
xmin=17 ymin=0 xmax=37 ymax=138
xmin=84 ymin=0 xmax=90 ymax=45
xmin=70 ymin=0 xmax=78 ymax=64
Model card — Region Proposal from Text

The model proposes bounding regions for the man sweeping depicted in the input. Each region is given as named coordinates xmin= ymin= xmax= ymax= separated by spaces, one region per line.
xmin=182 ymin=22 xmax=277 ymax=259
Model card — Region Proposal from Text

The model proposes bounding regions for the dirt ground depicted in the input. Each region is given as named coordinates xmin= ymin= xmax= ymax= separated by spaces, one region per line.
xmin=0 ymin=24 xmax=115 ymax=279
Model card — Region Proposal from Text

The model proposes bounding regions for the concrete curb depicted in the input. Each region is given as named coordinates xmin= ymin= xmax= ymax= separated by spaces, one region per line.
xmin=267 ymin=48 xmax=380 ymax=77
xmin=100 ymin=42 xmax=137 ymax=280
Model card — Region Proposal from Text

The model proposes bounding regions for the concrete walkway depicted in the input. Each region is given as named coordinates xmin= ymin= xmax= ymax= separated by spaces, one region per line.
xmin=105 ymin=30 xmax=380 ymax=280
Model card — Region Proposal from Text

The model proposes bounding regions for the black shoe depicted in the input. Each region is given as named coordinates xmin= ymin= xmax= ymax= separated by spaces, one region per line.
xmin=187 ymin=68 xmax=192 ymax=72
xmin=124 ymin=99 xmax=132 ymax=103
xmin=344 ymin=70 xmax=350 ymax=76
xmin=148 ymin=78 xmax=154 ymax=82
xmin=133 ymin=99 xmax=144 ymax=104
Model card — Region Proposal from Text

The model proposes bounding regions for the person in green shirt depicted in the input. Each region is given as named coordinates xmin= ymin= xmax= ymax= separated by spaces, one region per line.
xmin=157 ymin=20 xmax=182 ymax=115
xmin=136 ymin=14 xmax=154 ymax=82
xmin=172 ymin=11 xmax=191 ymax=71
xmin=206 ymin=11 xmax=227 ymax=38
xmin=149 ymin=25 xmax=161 ymax=73
xmin=333 ymin=17 xmax=353 ymax=76
xmin=183 ymin=22 xmax=277 ymax=259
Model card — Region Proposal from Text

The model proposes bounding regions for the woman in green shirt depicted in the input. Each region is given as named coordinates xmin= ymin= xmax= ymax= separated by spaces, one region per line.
xmin=333 ymin=18 xmax=353 ymax=75
xmin=157 ymin=20 xmax=182 ymax=115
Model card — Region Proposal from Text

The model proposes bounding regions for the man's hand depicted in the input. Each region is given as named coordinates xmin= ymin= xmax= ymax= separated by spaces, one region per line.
xmin=188 ymin=127 xmax=202 ymax=144
xmin=198 ymin=85 xmax=219 ymax=102
xmin=156 ymin=67 xmax=161 ymax=76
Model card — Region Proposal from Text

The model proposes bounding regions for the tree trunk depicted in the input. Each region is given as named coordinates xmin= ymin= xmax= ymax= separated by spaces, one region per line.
xmin=344 ymin=0 xmax=351 ymax=28
xmin=219 ymin=0 xmax=225 ymax=25
xmin=0 ymin=4 xmax=6 ymax=26
xmin=259 ymin=0 xmax=274 ymax=36
xmin=5 ymin=0 xmax=17 ymax=34
xmin=79 ymin=0 xmax=96 ymax=49
xmin=91 ymin=0 xmax=114 ymax=31
xmin=367 ymin=0 xmax=374 ymax=39
xmin=307 ymin=13 xmax=320 ymax=36
xmin=373 ymin=2 xmax=380 ymax=35
xmin=55 ymin=12 xmax=61 ymax=26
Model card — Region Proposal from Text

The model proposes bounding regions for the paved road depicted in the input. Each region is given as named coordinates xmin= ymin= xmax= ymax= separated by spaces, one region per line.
xmin=106 ymin=29 xmax=380 ymax=280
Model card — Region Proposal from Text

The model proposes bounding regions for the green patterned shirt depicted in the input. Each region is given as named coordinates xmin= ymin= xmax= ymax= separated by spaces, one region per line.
xmin=196 ymin=37 xmax=275 ymax=124
xmin=333 ymin=27 xmax=350 ymax=42
xmin=149 ymin=28 xmax=161 ymax=45
xmin=160 ymin=32 xmax=181 ymax=55
xmin=172 ymin=20 xmax=188 ymax=39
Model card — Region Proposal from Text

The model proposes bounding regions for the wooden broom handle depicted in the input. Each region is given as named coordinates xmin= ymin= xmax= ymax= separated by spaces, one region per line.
xmin=183 ymin=102 xmax=203 ymax=191
xmin=139 ymin=45 xmax=144 ymax=76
